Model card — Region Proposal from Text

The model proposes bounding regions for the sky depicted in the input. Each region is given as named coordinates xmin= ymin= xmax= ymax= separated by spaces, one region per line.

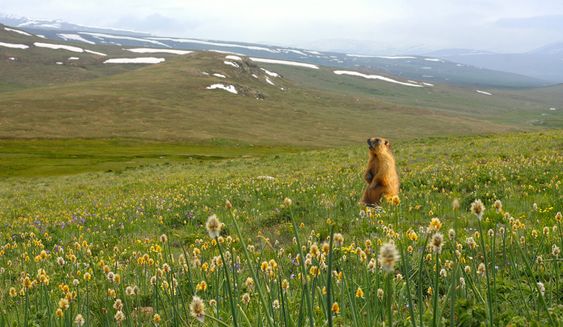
xmin=2 ymin=0 xmax=563 ymax=53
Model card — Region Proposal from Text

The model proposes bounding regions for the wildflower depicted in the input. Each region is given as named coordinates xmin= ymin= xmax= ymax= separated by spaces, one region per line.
xmin=189 ymin=296 xmax=205 ymax=322
xmin=331 ymin=302 xmax=340 ymax=315
xmin=390 ymin=195 xmax=400 ymax=206
xmin=241 ymin=292 xmax=251 ymax=305
xmin=107 ymin=272 xmax=115 ymax=282
xmin=56 ymin=308 xmax=64 ymax=318
xmin=552 ymin=245 xmax=560 ymax=257
xmin=57 ymin=256 xmax=65 ymax=266
xmin=448 ymin=229 xmax=455 ymax=240
xmin=272 ymin=299 xmax=280 ymax=309
xmin=427 ymin=286 xmax=434 ymax=296
xmin=283 ymin=197 xmax=293 ymax=207
xmin=378 ymin=242 xmax=400 ymax=273
xmin=395 ymin=273 xmax=403 ymax=282
xmin=355 ymin=287 xmax=364 ymax=298
xmin=333 ymin=233 xmax=344 ymax=247
xmin=206 ymin=215 xmax=222 ymax=239
xmin=153 ymin=313 xmax=161 ymax=324
xmin=377 ymin=288 xmax=384 ymax=300
xmin=125 ymin=286 xmax=135 ymax=296
xmin=9 ymin=287 xmax=17 ymax=297
xmin=310 ymin=243 xmax=320 ymax=257
xmin=459 ymin=277 xmax=466 ymax=289
xmin=74 ymin=314 xmax=85 ymax=326
xmin=59 ymin=298 xmax=69 ymax=310
xmin=407 ymin=229 xmax=418 ymax=241
xmin=83 ymin=272 xmax=92 ymax=281
xmin=196 ymin=280 xmax=208 ymax=292
xmin=160 ymin=234 xmax=168 ymax=243
xmin=543 ymin=226 xmax=549 ymax=236
xmin=537 ymin=282 xmax=545 ymax=296
xmin=488 ymin=229 xmax=494 ymax=237
xmin=209 ymin=299 xmax=217 ymax=307
xmin=428 ymin=218 xmax=442 ymax=232
xmin=556 ymin=212 xmax=562 ymax=222
xmin=113 ymin=299 xmax=123 ymax=311
xmin=73 ymin=279 xmax=79 ymax=287
xmin=464 ymin=266 xmax=471 ymax=274
xmin=114 ymin=310 xmax=126 ymax=323
xmin=493 ymin=200 xmax=502 ymax=213
xmin=281 ymin=279 xmax=289 ymax=291
xmin=225 ymin=199 xmax=233 ymax=209
xmin=466 ymin=237 xmax=477 ymax=249
xmin=477 ymin=263 xmax=486 ymax=276
xmin=470 ymin=199 xmax=485 ymax=220
xmin=309 ymin=266 xmax=320 ymax=277
xmin=452 ymin=198 xmax=460 ymax=210
xmin=431 ymin=233 xmax=444 ymax=254
xmin=533 ymin=203 xmax=538 ymax=211
xmin=440 ymin=269 xmax=447 ymax=278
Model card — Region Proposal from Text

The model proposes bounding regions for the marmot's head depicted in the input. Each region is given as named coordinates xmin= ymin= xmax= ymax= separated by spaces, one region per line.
xmin=367 ymin=137 xmax=391 ymax=155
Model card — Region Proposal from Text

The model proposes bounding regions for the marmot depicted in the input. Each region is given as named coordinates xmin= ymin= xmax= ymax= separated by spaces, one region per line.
xmin=361 ymin=137 xmax=400 ymax=206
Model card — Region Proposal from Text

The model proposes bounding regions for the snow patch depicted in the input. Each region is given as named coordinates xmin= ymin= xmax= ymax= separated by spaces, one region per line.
xmin=125 ymin=48 xmax=192 ymax=55
xmin=85 ymin=49 xmax=107 ymax=56
xmin=213 ymin=73 xmax=226 ymax=78
xmin=104 ymin=57 xmax=165 ymax=64
xmin=265 ymin=77 xmax=275 ymax=85
xmin=422 ymin=82 xmax=434 ymax=87
xmin=202 ymin=72 xmax=210 ymax=76
xmin=4 ymin=27 xmax=32 ymax=36
xmin=224 ymin=60 xmax=240 ymax=68
xmin=424 ymin=58 xmax=443 ymax=62
xmin=58 ymin=34 xmax=95 ymax=45
xmin=225 ymin=55 xmax=242 ymax=61
xmin=261 ymin=68 xmax=279 ymax=77
xmin=206 ymin=84 xmax=238 ymax=94
xmin=0 ymin=42 xmax=29 ymax=49
xmin=476 ymin=90 xmax=492 ymax=96
xmin=68 ymin=57 xmax=79 ymax=60
xmin=333 ymin=70 xmax=423 ymax=87
xmin=34 ymin=42 xmax=83 ymax=53
xmin=250 ymin=57 xmax=319 ymax=69
xmin=8 ymin=57 xmax=16 ymax=61
xmin=55 ymin=62 xmax=63 ymax=65
xmin=549 ymin=107 xmax=556 ymax=111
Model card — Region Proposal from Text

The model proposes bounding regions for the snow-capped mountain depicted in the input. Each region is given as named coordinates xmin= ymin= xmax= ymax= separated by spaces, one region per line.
xmin=0 ymin=14 xmax=556 ymax=87
xmin=0 ymin=14 xmax=149 ymax=36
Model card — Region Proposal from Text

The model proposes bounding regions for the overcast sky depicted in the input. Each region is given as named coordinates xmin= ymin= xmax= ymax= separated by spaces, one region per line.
xmin=2 ymin=0 xmax=563 ymax=53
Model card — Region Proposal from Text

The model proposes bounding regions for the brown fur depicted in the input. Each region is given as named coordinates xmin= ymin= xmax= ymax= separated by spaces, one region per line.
xmin=361 ymin=137 xmax=400 ymax=205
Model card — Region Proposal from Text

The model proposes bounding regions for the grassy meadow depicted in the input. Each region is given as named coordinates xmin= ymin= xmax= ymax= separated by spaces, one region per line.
xmin=0 ymin=130 xmax=561 ymax=326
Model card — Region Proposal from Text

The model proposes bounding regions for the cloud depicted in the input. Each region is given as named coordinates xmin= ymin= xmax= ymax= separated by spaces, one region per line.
xmin=495 ymin=15 xmax=563 ymax=30
xmin=1 ymin=0 xmax=563 ymax=53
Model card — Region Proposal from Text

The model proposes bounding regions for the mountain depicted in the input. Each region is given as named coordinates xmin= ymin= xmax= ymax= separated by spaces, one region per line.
xmin=0 ymin=15 xmax=549 ymax=88
xmin=1 ymin=22 xmax=561 ymax=146
xmin=425 ymin=44 xmax=563 ymax=84
xmin=529 ymin=41 xmax=563 ymax=56
xmin=0 ymin=14 xmax=149 ymax=36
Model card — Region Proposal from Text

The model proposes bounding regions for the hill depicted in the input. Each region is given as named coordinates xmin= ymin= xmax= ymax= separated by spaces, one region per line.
xmin=1 ymin=50 xmax=562 ymax=147
xmin=0 ymin=19 xmax=549 ymax=88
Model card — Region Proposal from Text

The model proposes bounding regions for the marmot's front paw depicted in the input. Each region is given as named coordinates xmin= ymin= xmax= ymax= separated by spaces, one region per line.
xmin=364 ymin=172 xmax=373 ymax=182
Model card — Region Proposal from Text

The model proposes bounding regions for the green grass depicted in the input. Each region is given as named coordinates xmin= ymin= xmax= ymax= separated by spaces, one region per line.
xmin=0 ymin=138 xmax=302 ymax=177
xmin=0 ymin=130 xmax=561 ymax=326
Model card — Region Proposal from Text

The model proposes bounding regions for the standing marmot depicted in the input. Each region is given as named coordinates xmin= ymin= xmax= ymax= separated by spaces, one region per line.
xmin=361 ymin=137 xmax=400 ymax=206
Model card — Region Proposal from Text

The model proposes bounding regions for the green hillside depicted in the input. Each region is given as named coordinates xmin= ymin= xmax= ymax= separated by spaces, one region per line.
xmin=1 ymin=52 xmax=561 ymax=146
